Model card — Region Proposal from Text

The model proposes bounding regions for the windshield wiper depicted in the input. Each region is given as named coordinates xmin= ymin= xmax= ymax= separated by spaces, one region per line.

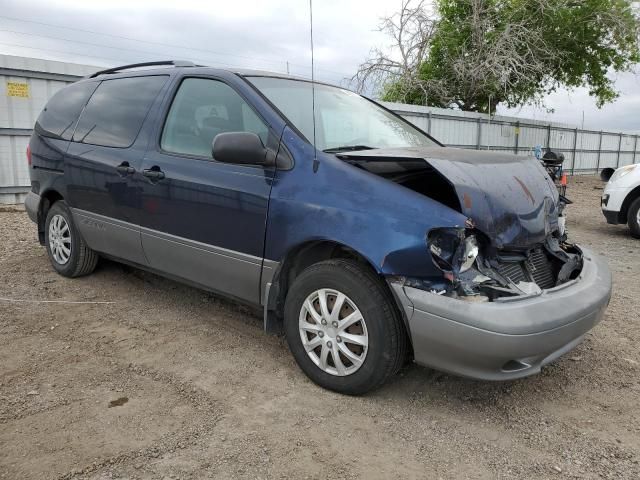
xmin=323 ymin=145 xmax=375 ymax=153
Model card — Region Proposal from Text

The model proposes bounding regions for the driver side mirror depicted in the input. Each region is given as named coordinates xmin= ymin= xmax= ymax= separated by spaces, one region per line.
xmin=212 ymin=132 xmax=272 ymax=166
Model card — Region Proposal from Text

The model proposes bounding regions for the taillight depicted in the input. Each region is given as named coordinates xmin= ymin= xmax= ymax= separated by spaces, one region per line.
xmin=26 ymin=145 xmax=32 ymax=166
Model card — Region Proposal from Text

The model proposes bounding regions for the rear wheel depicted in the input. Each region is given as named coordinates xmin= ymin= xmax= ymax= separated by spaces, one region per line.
xmin=45 ymin=201 xmax=98 ymax=277
xmin=628 ymin=197 xmax=640 ymax=239
xmin=284 ymin=259 xmax=407 ymax=395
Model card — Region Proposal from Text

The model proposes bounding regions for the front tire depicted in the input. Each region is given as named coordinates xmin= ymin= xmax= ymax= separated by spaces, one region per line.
xmin=628 ymin=197 xmax=640 ymax=239
xmin=45 ymin=201 xmax=98 ymax=277
xmin=284 ymin=259 xmax=408 ymax=395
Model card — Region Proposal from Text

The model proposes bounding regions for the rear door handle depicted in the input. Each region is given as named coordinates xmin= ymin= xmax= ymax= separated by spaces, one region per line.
xmin=142 ymin=168 xmax=165 ymax=180
xmin=115 ymin=163 xmax=135 ymax=175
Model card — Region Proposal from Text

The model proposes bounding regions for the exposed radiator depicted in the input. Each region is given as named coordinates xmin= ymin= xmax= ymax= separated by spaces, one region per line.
xmin=497 ymin=248 xmax=556 ymax=290
xmin=526 ymin=248 xmax=556 ymax=289
xmin=497 ymin=261 xmax=528 ymax=284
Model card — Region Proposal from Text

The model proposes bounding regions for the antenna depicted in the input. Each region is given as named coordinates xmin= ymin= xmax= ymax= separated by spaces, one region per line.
xmin=309 ymin=0 xmax=318 ymax=167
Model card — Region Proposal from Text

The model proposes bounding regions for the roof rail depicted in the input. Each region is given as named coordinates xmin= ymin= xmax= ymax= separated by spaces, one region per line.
xmin=89 ymin=60 xmax=197 ymax=78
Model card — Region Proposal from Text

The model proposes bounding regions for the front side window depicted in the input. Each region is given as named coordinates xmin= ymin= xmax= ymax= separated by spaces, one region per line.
xmin=35 ymin=81 xmax=97 ymax=140
xmin=161 ymin=78 xmax=269 ymax=158
xmin=247 ymin=77 xmax=438 ymax=152
xmin=73 ymin=75 xmax=167 ymax=148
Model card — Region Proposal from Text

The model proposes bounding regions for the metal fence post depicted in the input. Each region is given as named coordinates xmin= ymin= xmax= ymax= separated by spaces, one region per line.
xmin=514 ymin=121 xmax=520 ymax=154
xmin=427 ymin=111 xmax=432 ymax=135
xmin=633 ymin=135 xmax=638 ymax=165
xmin=595 ymin=131 xmax=603 ymax=173
xmin=476 ymin=117 xmax=482 ymax=150
xmin=571 ymin=128 xmax=578 ymax=175
xmin=616 ymin=133 xmax=623 ymax=167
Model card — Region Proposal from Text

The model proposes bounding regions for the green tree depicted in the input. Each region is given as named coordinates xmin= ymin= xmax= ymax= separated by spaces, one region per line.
xmin=356 ymin=0 xmax=640 ymax=113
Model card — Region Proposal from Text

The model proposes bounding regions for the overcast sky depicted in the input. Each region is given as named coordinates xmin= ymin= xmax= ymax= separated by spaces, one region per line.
xmin=2 ymin=0 xmax=639 ymax=132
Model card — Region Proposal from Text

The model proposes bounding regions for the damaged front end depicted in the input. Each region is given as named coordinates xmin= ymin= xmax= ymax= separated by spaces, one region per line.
xmin=330 ymin=146 xmax=610 ymax=380
xmin=404 ymin=226 xmax=584 ymax=302
xmin=340 ymin=146 xmax=584 ymax=302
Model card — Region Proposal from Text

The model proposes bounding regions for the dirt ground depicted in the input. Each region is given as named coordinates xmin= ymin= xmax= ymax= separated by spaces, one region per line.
xmin=0 ymin=175 xmax=639 ymax=480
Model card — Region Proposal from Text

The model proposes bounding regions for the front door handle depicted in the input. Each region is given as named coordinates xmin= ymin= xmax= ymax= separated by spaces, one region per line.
xmin=115 ymin=162 xmax=135 ymax=175
xmin=142 ymin=168 xmax=165 ymax=180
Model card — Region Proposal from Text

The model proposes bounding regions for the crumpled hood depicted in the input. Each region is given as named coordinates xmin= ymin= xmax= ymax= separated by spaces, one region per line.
xmin=340 ymin=146 xmax=560 ymax=249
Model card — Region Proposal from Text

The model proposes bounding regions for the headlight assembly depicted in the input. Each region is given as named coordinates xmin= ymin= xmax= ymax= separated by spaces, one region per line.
xmin=460 ymin=235 xmax=479 ymax=272
xmin=428 ymin=227 xmax=479 ymax=275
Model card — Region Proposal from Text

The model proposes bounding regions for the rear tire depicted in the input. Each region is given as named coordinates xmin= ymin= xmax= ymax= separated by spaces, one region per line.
xmin=284 ymin=259 xmax=407 ymax=395
xmin=45 ymin=201 xmax=98 ymax=277
xmin=628 ymin=197 xmax=640 ymax=239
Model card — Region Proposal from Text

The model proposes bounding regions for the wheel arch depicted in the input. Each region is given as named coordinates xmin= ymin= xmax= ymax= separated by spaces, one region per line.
xmin=267 ymin=240 xmax=381 ymax=314
xmin=36 ymin=189 xmax=65 ymax=244
xmin=263 ymin=240 xmax=411 ymax=348
xmin=620 ymin=185 xmax=640 ymax=224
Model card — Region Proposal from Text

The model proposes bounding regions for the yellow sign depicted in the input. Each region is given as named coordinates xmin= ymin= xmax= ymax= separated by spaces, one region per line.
xmin=6 ymin=82 xmax=29 ymax=98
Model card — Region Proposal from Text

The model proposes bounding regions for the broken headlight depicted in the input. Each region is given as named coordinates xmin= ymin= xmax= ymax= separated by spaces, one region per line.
xmin=428 ymin=227 xmax=479 ymax=275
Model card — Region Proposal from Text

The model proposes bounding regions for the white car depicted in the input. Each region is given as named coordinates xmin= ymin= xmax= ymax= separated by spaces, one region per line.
xmin=602 ymin=164 xmax=640 ymax=238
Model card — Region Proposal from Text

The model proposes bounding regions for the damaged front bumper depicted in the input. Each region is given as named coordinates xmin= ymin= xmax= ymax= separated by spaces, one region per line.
xmin=387 ymin=247 xmax=612 ymax=380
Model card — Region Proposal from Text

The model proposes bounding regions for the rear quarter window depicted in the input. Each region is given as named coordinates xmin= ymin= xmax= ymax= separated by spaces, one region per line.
xmin=35 ymin=81 xmax=97 ymax=140
xmin=73 ymin=75 xmax=168 ymax=148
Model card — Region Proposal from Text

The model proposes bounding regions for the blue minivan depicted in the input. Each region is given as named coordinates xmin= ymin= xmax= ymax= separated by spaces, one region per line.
xmin=25 ymin=61 xmax=612 ymax=394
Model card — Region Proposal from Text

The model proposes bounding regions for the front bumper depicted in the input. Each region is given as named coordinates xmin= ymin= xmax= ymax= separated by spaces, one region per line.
xmin=601 ymin=185 xmax=633 ymax=224
xmin=602 ymin=209 xmax=623 ymax=225
xmin=388 ymin=248 xmax=612 ymax=380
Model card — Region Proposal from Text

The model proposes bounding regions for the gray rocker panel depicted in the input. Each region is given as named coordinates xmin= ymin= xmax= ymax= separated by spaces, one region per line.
xmin=72 ymin=208 xmax=147 ymax=266
xmin=71 ymin=207 xmax=277 ymax=306
xmin=140 ymin=226 xmax=264 ymax=304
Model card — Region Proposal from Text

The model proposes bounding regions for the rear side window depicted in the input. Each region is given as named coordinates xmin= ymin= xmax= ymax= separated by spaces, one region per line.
xmin=35 ymin=81 xmax=97 ymax=140
xmin=73 ymin=75 xmax=167 ymax=148
xmin=161 ymin=78 xmax=268 ymax=158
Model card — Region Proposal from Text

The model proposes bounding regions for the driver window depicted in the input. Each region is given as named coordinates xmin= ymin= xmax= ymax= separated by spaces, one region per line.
xmin=161 ymin=78 xmax=268 ymax=158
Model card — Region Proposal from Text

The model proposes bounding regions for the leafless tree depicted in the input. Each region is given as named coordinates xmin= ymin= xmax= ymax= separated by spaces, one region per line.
xmin=351 ymin=0 xmax=436 ymax=101
xmin=434 ymin=0 xmax=558 ymax=111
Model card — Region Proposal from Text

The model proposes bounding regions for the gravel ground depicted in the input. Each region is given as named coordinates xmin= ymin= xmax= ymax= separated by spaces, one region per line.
xmin=1 ymin=175 xmax=639 ymax=480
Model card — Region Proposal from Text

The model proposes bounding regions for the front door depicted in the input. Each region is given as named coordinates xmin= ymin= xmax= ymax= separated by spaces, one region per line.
xmin=137 ymin=76 xmax=278 ymax=304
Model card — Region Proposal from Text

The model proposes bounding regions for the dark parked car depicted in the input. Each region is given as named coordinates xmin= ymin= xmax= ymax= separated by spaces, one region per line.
xmin=25 ymin=61 xmax=612 ymax=394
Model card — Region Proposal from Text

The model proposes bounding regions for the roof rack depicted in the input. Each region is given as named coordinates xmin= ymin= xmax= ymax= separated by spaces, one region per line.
xmin=89 ymin=60 xmax=197 ymax=78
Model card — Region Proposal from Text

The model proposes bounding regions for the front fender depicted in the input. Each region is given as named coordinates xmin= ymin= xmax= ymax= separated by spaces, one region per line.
xmin=265 ymin=129 xmax=467 ymax=279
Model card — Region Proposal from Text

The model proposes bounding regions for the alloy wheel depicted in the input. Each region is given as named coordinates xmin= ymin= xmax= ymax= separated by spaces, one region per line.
xmin=49 ymin=214 xmax=72 ymax=264
xmin=298 ymin=288 xmax=369 ymax=376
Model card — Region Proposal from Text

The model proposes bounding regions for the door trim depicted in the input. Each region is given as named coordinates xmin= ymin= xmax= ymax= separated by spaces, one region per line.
xmin=71 ymin=208 xmax=147 ymax=266
xmin=139 ymin=225 xmax=264 ymax=266
xmin=72 ymin=208 xmax=280 ymax=306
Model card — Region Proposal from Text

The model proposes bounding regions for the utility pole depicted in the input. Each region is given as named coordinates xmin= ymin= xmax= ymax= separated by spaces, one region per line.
xmin=487 ymin=95 xmax=492 ymax=151
xmin=577 ymin=111 xmax=584 ymax=173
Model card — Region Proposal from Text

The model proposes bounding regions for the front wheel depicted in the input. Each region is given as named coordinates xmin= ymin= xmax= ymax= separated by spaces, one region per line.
xmin=284 ymin=259 xmax=408 ymax=395
xmin=628 ymin=197 xmax=640 ymax=239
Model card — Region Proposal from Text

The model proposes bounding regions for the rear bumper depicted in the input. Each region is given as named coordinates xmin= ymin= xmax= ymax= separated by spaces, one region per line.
xmin=388 ymin=248 xmax=612 ymax=380
xmin=25 ymin=191 xmax=40 ymax=224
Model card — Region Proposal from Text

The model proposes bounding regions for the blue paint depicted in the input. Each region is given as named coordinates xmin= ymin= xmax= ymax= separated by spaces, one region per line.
xmin=265 ymin=127 xmax=467 ymax=279
xmin=29 ymin=66 xmax=550 ymax=300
